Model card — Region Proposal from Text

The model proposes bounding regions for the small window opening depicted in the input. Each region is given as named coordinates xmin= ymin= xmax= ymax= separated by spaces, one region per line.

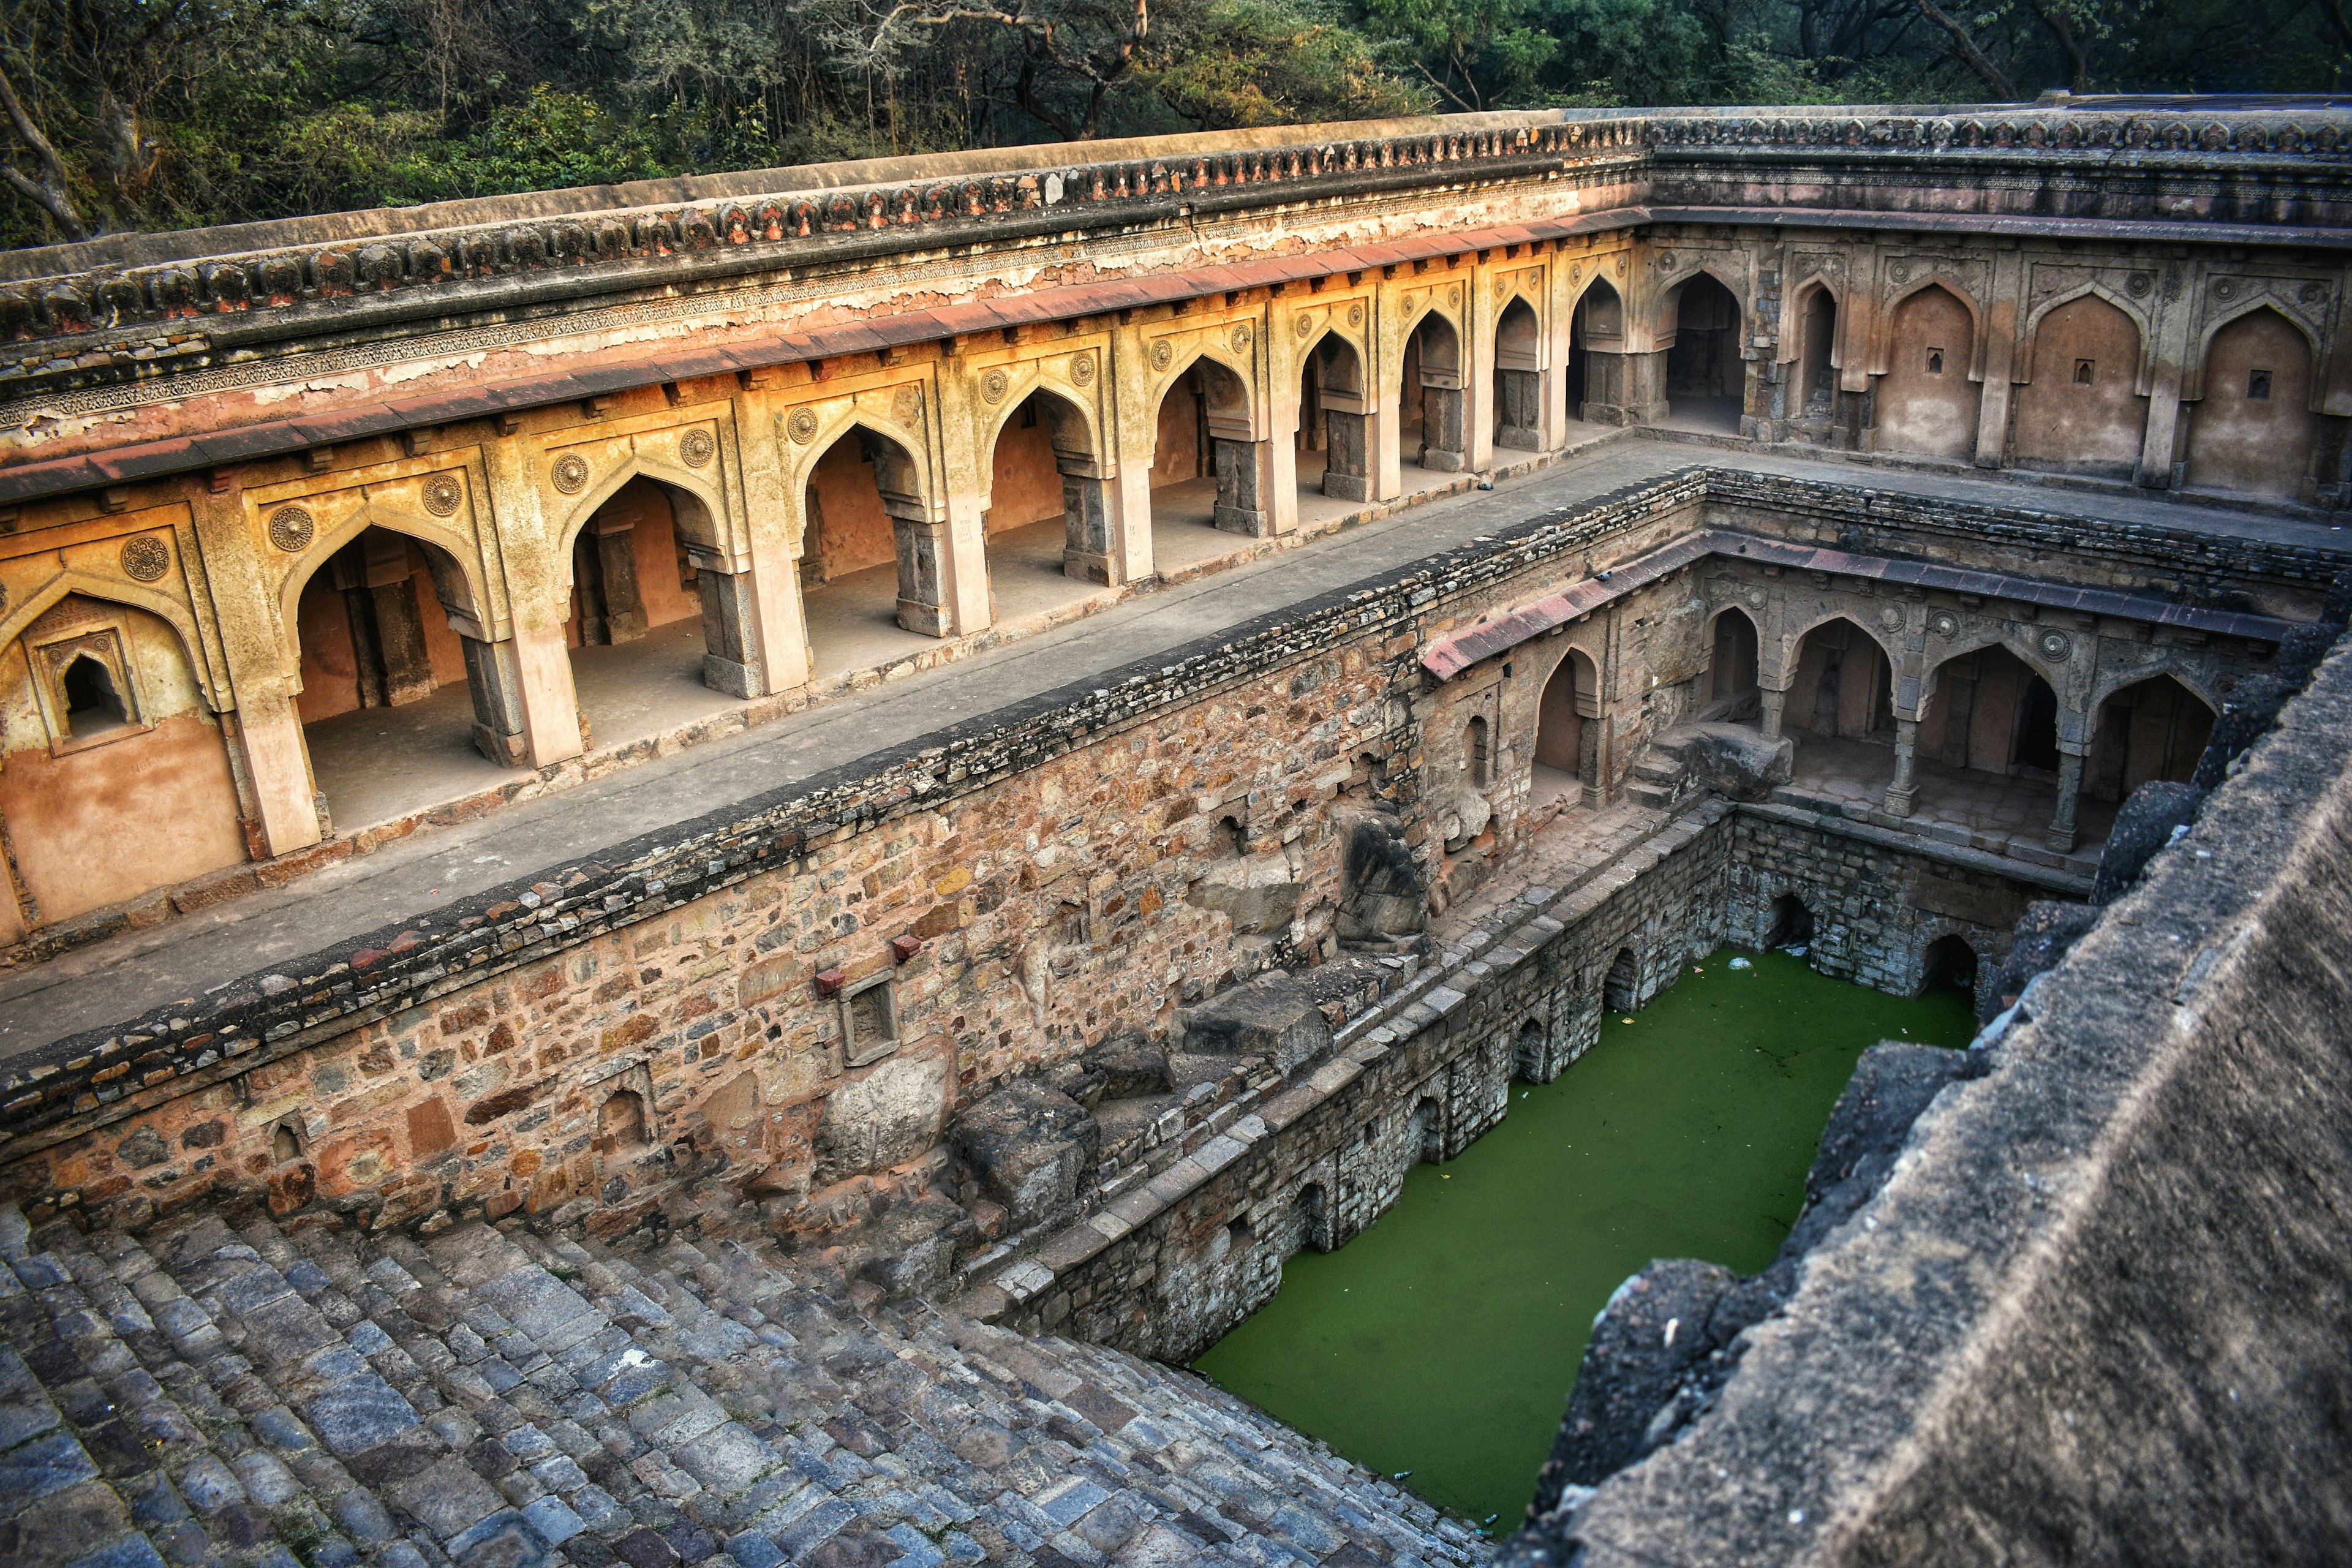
xmin=271 ymin=1125 xmax=302 ymax=1164
xmin=1466 ymin=715 xmax=1491 ymax=790
xmin=2248 ymin=368 xmax=2274 ymax=401
xmin=1214 ymin=816 xmax=1243 ymax=858
xmin=1227 ymin=1216 xmax=1254 ymax=1247
xmin=598 ymin=1090 xmax=649 ymax=1151
xmin=1050 ymin=900 xmax=1091 ymax=946
xmin=1925 ymin=347 xmax=1945 ymax=375
xmin=843 ymin=979 xmax=899 ymax=1066
xmin=62 ymin=655 xmax=129 ymax=738
xmin=2073 ymin=358 xmax=2095 ymax=386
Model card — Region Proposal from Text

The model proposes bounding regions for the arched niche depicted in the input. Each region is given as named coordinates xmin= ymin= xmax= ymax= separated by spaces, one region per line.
xmin=798 ymin=420 xmax=946 ymax=642
xmin=2011 ymin=292 xmax=2150 ymax=478
xmin=1533 ymin=644 xmax=1600 ymax=809
xmin=1492 ymin=297 xmax=1545 ymax=451
xmin=2185 ymin=306 xmax=2320 ymax=500
xmin=0 ymin=590 xmax=249 ymax=935
xmin=1569 ymin=277 xmax=1626 ymax=419
xmin=1402 ymin=309 xmax=1467 ymax=472
xmin=1149 ymin=350 xmax=1271 ymax=545
xmin=983 ymin=386 xmax=1121 ymax=598
xmin=1789 ymin=616 xmax=1894 ymax=742
xmin=1790 ymin=281 xmax=1839 ymax=420
xmin=1661 ymin=272 xmax=1743 ymax=430
xmin=1916 ymin=640 xmax=2064 ymax=778
xmin=1706 ymin=606 xmax=1760 ymax=715
xmin=1297 ymin=330 xmax=1374 ymax=501
xmin=2084 ymin=673 xmax=2215 ymax=804
xmin=1875 ymin=284 xmax=1983 ymax=461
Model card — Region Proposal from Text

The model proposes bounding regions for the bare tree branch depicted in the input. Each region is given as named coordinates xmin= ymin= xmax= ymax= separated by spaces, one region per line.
xmin=0 ymin=62 xmax=89 ymax=240
xmin=1910 ymin=0 xmax=2018 ymax=99
xmin=2025 ymin=0 xmax=2090 ymax=91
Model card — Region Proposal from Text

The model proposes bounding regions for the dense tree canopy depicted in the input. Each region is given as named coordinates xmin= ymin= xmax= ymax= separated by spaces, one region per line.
xmin=1 ymin=0 xmax=2343 ymax=246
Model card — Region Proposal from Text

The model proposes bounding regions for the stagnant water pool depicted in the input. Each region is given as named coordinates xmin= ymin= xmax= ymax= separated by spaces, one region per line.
xmin=1191 ymin=948 xmax=1978 ymax=1529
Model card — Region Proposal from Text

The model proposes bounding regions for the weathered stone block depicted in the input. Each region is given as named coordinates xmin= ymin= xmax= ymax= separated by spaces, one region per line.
xmin=949 ymin=1079 xmax=1101 ymax=1232
xmin=812 ymin=1054 xmax=949 ymax=1185
xmin=1179 ymin=971 xmax=1333 ymax=1075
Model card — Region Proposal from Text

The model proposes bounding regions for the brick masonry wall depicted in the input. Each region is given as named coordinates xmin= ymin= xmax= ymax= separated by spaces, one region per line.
xmin=0 ymin=470 xmax=2331 ymax=1261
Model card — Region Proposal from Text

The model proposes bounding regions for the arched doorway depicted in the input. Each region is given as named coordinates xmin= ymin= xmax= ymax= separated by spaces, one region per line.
xmin=797 ymin=424 xmax=937 ymax=677
xmin=1920 ymin=933 xmax=1978 ymax=998
xmin=2085 ymin=675 xmax=2215 ymax=804
xmin=1708 ymin=608 xmax=1759 ymax=716
xmin=1571 ymin=281 xmax=1624 ymax=421
xmin=982 ymin=390 xmax=1114 ymax=619
xmin=2185 ymin=309 xmax=2320 ymax=499
xmin=2012 ymin=295 xmax=2150 ymax=478
xmin=1403 ymin=312 xmax=1466 ymax=472
xmin=1795 ymin=285 xmax=1838 ymax=421
xmin=291 ymin=524 xmax=526 ymax=828
xmin=1297 ymin=334 xmax=1373 ymax=503
xmin=1917 ymin=644 xmax=2057 ymax=777
xmin=562 ymin=477 xmax=758 ymax=751
xmin=1493 ymin=298 xmax=1544 ymax=451
xmin=1602 ymin=947 xmax=1640 ymax=1012
xmin=1148 ymin=356 xmax=1265 ymax=569
xmin=1764 ymin=894 xmax=1814 ymax=951
xmin=1664 ymin=273 xmax=1741 ymax=431
xmin=1876 ymin=285 xmax=1981 ymax=460
xmin=0 ymin=592 xmax=247 ymax=939
xmin=1534 ymin=647 xmax=1596 ymax=809
xmin=1792 ymin=619 xmax=1893 ymax=741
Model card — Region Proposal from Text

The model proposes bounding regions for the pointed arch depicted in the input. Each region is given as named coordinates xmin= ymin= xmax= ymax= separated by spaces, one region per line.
xmin=1151 ymin=342 xmax=1264 ymax=442
xmin=976 ymin=377 xmax=1104 ymax=462
xmin=1777 ymin=275 xmax=1842 ymax=363
xmin=1654 ymin=265 xmax=1745 ymax=341
xmin=1533 ymin=643 xmax=1599 ymax=808
xmin=1874 ymin=282 xmax=1985 ymax=461
xmin=2087 ymin=656 xmax=2222 ymax=717
xmin=2016 ymin=284 xmax=2154 ymax=388
xmin=2190 ymin=297 xmax=2325 ymax=399
xmin=2012 ymin=291 xmax=2151 ymax=477
xmin=0 ymin=570 xmax=218 ymax=711
xmin=1778 ymin=606 xmax=1906 ymax=677
xmin=1786 ymin=614 xmax=1896 ymax=741
xmin=2184 ymin=304 xmax=2321 ymax=499
xmin=1706 ymin=605 xmax=1760 ymax=707
xmin=2084 ymin=671 xmax=2216 ymax=803
xmin=552 ymin=457 xmax=731 ymax=563
xmin=1872 ymin=276 xmax=1987 ymax=379
xmin=274 ymin=497 xmax=494 ymax=658
xmin=1918 ymin=632 xmax=2065 ymax=710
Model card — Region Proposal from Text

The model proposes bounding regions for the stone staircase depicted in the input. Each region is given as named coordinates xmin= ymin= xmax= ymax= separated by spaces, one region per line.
xmin=0 ymin=1204 xmax=1488 ymax=1568
xmin=1623 ymin=731 xmax=1702 ymax=812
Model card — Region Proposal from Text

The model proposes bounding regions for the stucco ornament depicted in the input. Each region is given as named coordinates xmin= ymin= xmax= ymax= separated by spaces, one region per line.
xmin=119 ymin=535 xmax=170 ymax=582
xmin=1296 ymin=313 xmax=1314 ymax=337
xmin=1878 ymin=606 xmax=1903 ymax=632
xmin=981 ymin=368 xmax=1011 ymax=404
xmin=421 ymin=472 xmax=464 ymax=515
xmin=2038 ymin=630 xmax=2073 ymax=661
xmin=1348 ymin=302 xmax=1365 ymax=327
xmin=1070 ymin=351 xmax=1096 ymax=385
xmin=786 ymin=407 xmax=821 ymax=443
xmin=2214 ymin=279 xmax=2239 ymax=301
xmin=679 ymin=428 xmax=716 ymax=467
xmin=2128 ymin=273 xmax=2155 ymax=298
xmin=551 ymin=453 xmax=590 ymax=494
xmin=1929 ymin=610 xmax=1961 ymax=638
xmin=1230 ymin=323 xmax=1253 ymax=352
xmin=1745 ymin=587 xmax=1768 ymax=611
xmin=1149 ymin=340 xmax=1174 ymax=372
xmin=267 ymin=505 xmax=315 ymax=552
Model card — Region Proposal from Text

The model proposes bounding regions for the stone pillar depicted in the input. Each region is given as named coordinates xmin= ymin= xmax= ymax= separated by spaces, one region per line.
xmin=238 ymin=692 xmax=327 ymax=856
xmin=1112 ymin=462 xmax=1155 ymax=583
xmin=363 ymin=532 xmax=434 ymax=706
xmin=1580 ymin=349 xmax=1670 ymax=426
xmin=1322 ymin=398 xmax=1374 ymax=501
xmin=1419 ymin=381 xmax=1468 ymax=472
xmin=510 ymin=619 xmax=584 ymax=766
xmin=1758 ymin=684 xmax=1789 ymax=741
xmin=1974 ymin=249 xmax=2024 ymax=469
xmin=1058 ymin=460 xmax=1119 ymax=584
xmin=695 ymin=565 xmax=765 ymax=697
xmin=459 ymin=635 xmax=532 ymax=765
xmin=590 ymin=514 xmax=648 ymax=643
xmin=2047 ymin=750 xmax=2085 ymax=852
xmin=1495 ymin=369 xmax=1544 ymax=451
xmin=330 ymin=552 xmax=386 ymax=710
xmin=888 ymin=511 xmax=952 ymax=636
xmin=1211 ymin=437 xmax=1274 ymax=536
xmin=1883 ymin=717 xmax=1919 ymax=818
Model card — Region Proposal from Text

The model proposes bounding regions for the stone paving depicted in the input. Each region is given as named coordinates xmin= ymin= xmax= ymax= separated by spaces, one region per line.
xmin=0 ymin=1204 xmax=1487 ymax=1568
xmin=1777 ymin=733 xmax=2111 ymax=876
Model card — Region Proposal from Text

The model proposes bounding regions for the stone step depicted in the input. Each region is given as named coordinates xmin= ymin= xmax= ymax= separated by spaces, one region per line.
xmin=2 ymin=1204 xmax=1488 ymax=1568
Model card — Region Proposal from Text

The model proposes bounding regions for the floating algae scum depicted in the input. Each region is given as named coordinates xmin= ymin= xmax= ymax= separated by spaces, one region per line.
xmin=1193 ymin=949 xmax=1980 ymax=1527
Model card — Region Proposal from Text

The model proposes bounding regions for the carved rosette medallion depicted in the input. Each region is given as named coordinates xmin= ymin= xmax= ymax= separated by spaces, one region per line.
xmin=2302 ymin=282 xmax=2327 ymax=304
xmin=2214 ymin=279 xmax=2239 ymax=302
xmin=787 ymin=407 xmax=821 ymax=444
xmin=120 ymin=535 xmax=170 ymax=582
xmin=1149 ymin=341 xmax=1174 ymax=372
xmin=1447 ymin=285 xmax=1461 ymax=309
xmin=422 ymin=472 xmax=464 ymax=516
xmin=551 ymin=453 xmax=591 ymax=494
xmin=2127 ymin=273 xmax=2154 ymax=298
xmin=981 ymin=368 xmax=1011 ymax=405
xmin=1347 ymin=303 xmax=1365 ymax=328
xmin=268 ymin=505 xmax=315 ymax=553
xmin=1296 ymin=314 xmax=1314 ymax=337
xmin=1230 ymin=323 xmax=1253 ymax=352
xmin=1888 ymin=260 xmax=1912 ymax=284
xmin=1069 ymin=352 xmax=1096 ymax=386
xmin=1878 ymin=606 xmax=1903 ymax=632
xmin=679 ymin=429 xmax=716 ymax=467
xmin=1929 ymin=611 xmax=1960 ymax=638
xmin=1744 ymin=587 xmax=1768 ymax=611
xmin=2038 ymin=630 xmax=2073 ymax=661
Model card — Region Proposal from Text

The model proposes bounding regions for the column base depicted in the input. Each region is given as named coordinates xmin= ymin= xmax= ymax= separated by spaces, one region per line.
xmin=701 ymin=654 xmax=761 ymax=699
xmin=1495 ymin=426 xmax=1543 ymax=452
xmin=1882 ymin=785 xmax=1917 ymax=818
xmin=2046 ymin=825 xmax=2078 ymax=853
xmin=472 ymin=723 xmax=529 ymax=767
xmin=1419 ymin=450 xmax=1468 ymax=473
xmin=1213 ymin=505 xmax=1271 ymax=537
xmin=1063 ymin=550 xmax=1117 ymax=586
xmin=896 ymin=600 xmax=952 ymax=636
xmin=1322 ymin=472 xmax=1374 ymax=502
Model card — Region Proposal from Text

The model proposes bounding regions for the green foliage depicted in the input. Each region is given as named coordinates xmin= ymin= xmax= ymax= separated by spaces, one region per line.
xmin=1134 ymin=0 xmax=1433 ymax=127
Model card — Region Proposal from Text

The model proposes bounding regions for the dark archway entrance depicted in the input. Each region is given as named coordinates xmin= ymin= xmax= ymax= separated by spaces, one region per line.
xmin=1297 ymin=334 xmax=1373 ymax=502
xmin=1534 ymin=648 xmax=1596 ymax=809
xmin=1404 ymin=313 xmax=1466 ymax=472
xmin=1664 ymin=273 xmax=1741 ymax=431
xmin=1493 ymin=298 xmax=1543 ymax=451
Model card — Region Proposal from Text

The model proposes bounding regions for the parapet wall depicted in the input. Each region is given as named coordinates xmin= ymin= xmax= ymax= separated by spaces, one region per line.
xmin=1527 ymin=631 xmax=2352 ymax=1564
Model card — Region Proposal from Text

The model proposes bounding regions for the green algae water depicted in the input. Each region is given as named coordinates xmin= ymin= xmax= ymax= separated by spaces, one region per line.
xmin=1191 ymin=948 xmax=1978 ymax=1528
